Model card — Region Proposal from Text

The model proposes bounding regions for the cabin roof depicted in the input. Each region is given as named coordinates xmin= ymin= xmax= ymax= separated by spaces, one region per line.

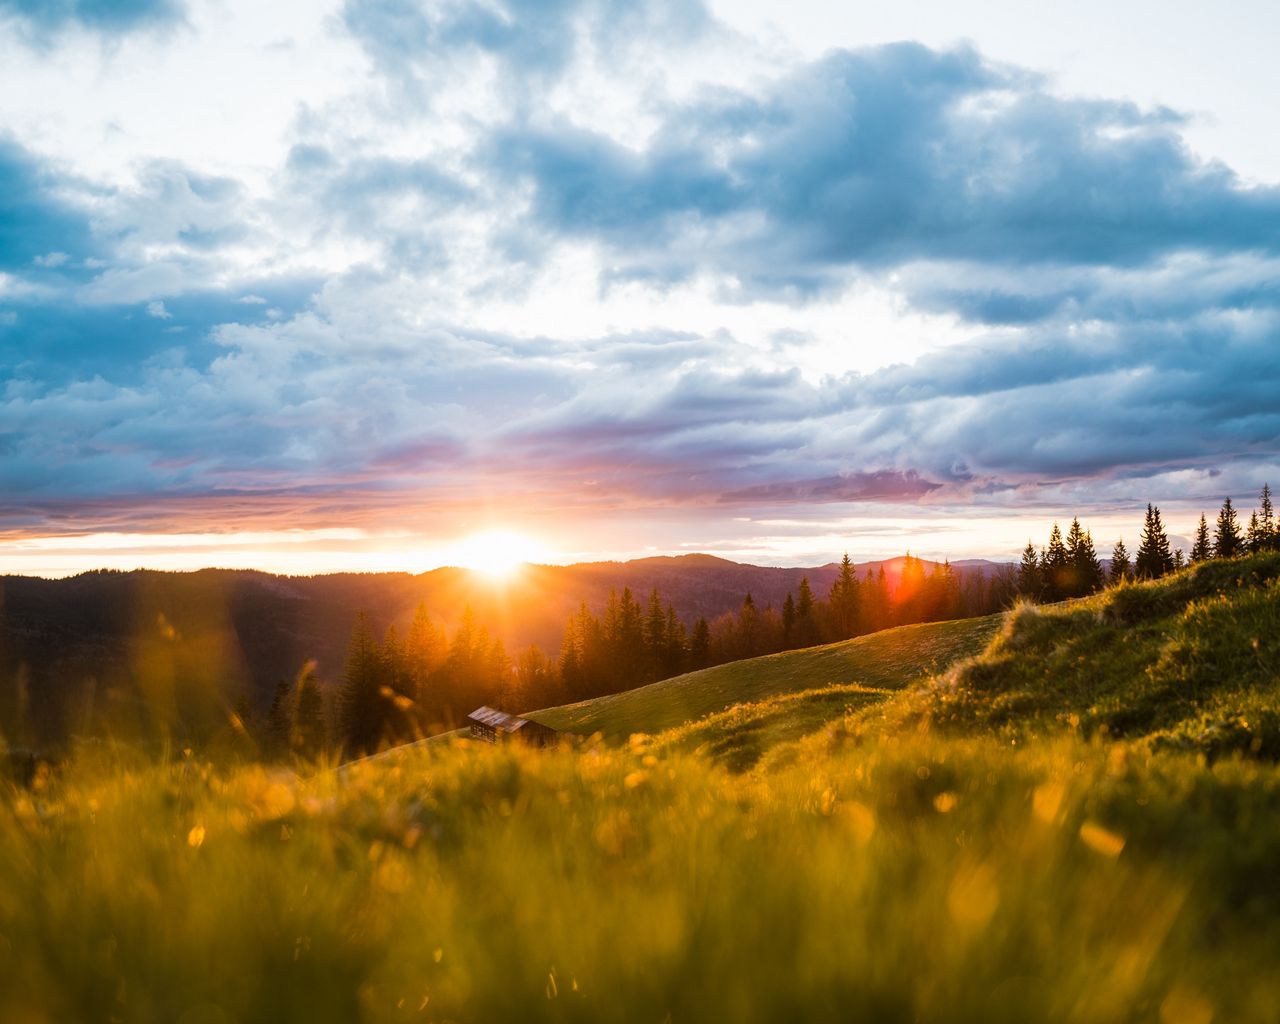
xmin=467 ymin=705 xmax=550 ymax=733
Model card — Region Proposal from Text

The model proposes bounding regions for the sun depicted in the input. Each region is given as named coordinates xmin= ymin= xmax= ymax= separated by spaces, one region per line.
xmin=445 ymin=530 xmax=545 ymax=580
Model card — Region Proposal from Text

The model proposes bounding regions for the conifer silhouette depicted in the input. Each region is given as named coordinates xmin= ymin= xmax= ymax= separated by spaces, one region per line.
xmin=1135 ymin=504 xmax=1174 ymax=579
xmin=1213 ymin=497 xmax=1243 ymax=559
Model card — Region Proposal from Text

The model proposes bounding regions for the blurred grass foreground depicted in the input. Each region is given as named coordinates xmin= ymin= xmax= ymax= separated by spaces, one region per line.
xmin=4 ymin=554 xmax=1280 ymax=1022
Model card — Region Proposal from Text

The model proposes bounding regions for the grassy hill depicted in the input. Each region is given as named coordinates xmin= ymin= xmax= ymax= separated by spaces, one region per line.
xmin=623 ymin=551 xmax=1280 ymax=774
xmin=529 ymin=614 xmax=1001 ymax=739
xmin=920 ymin=550 xmax=1280 ymax=755
xmin=3 ymin=553 xmax=1280 ymax=1021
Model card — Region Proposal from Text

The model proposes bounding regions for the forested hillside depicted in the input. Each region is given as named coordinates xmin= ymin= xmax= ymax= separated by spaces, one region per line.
xmin=0 ymin=553 xmax=1012 ymax=752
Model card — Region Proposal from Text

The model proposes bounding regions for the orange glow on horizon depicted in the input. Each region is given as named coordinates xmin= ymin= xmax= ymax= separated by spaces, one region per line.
xmin=0 ymin=506 xmax=1200 ymax=578
xmin=440 ymin=530 xmax=548 ymax=581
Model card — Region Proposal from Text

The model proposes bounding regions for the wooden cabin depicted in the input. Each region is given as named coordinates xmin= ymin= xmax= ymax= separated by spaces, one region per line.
xmin=466 ymin=706 xmax=560 ymax=748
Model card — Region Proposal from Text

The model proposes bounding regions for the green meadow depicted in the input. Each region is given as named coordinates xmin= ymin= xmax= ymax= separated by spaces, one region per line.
xmin=3 ymin=553 xmax=1280 ymax=1022
xmin=530 ymin=613 xmax=1001 ymax=739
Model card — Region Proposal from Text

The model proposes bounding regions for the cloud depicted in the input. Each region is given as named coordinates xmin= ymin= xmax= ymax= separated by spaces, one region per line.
xmin=896 ymin=253 xmax=1280 ymax=327
xmin=495 ymin=44 xmax=1278 ymax=295
xmin=2 ymin=301 xmax=1277 ymax=536
xmin=279 ymin=144 xmax=474 ymax=269
xmin=0 ymin=0 xmax=185 ymax=38
xmin=0 ymin=139 xmax=101 ymax=273
xmin=1 ymin=12 xmax=1279 ymax=550
xmin=342 ymin=0 xmax=715 ymax=96
xmin=719 ymin=472 xmax=943 ymax=505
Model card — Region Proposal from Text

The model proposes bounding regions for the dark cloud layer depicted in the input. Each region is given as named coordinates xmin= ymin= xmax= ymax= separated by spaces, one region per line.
xmin=487 ymin=43 xmax=1280 ymax=292
xmin=720 ymin=472 xmax=942 ymax=505
xmin=0 ymin=140 xmax=100 ymax=272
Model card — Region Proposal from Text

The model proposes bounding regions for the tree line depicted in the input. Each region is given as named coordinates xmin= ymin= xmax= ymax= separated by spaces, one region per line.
xmin=692 ymin=554 xmax=1016 ymax=675
xmin=1018 ymin=484 xmax=1276 ymax=601
xmin=236 ymin=602 xmax=527 ymax=759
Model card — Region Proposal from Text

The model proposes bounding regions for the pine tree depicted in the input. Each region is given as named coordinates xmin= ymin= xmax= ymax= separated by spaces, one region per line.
xmin=1214 ymin=497 xmax=1243 ymax=559
xmin=389 ymin=623 xmax=423 ymax=741
xmin=444 ymin=606 xmax=484 ymax=709
xmin=828 ymin=553 xmax=860 ymax=639
xmin=663 ymin=605 xmax=686 ymax=678
xmin=293 ymin=662 xmax=326 ymax=759
xmin=616 ymin=587 xmax=646 ymax=689
xmin=795 ymin=577 xmax=817 ymax=647
xmin=781 ymin=592 xmax=796 ymax=648
xmin=897 ymin=552 xmax=927 ymax=624
xmin=689 ymin=617 xmax=711 ymax=670
xmin=873 ymin=567 xmax=891 ymax=629
xmin=1135 ymin=504 xmax=1174 ymax=579
xmin=644 ymin=588 xmax=667 ymax=681
xmin=484 ymin=638 xmax=512 ymax=707
xmin=340 ymin=612 xmax=383 ymax=756
xmin=1076 ymin=530 xmax=1105 ymax=594
xmin=927 ymin=560 xmax=960 ymax=620
xmin=574 ymin=602 xmax=604 ymax=696
xmin=1260 ymin=483 xmax=1276 ymax=551
xmin=1064 ymin=519 xmax=1091 ymax=598
xmin=738 ymin=593 xmax=761 ymax=658
xmin=557 ymin=613 xmax=584 ymax=699
xmin=511 ymin=645 xmax=557 ymax=712
xmin=404 ymin=604 xmax=443 ymax=724
xmin=1043 ymin=523 xmax=1069 ymax=599
xmin=1189 ymin=515 xmax=1212 ymax=563
xmin=1246 ymin=510 xmax=1262 ymax=553
xmin=1017 ymin=541 xmax=1041 ymax=599
xmin=382 ymin=624 xmax=411 ymax=705
xmin=0 ymin=667 xmax=31 ymax=752
xmin=1109 ymin=539 xmax=1131 ymax=584
xmin=267 ymin=679 xmax=292 ymax=759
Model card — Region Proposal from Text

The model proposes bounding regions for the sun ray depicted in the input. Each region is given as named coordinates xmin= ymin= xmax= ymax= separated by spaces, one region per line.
xmin=443 ymin=530 xmax=545 ymax=580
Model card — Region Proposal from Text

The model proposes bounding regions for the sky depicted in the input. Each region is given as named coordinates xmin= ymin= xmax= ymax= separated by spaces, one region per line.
xmin=1 ymin=0 xmax=1278 ymax=576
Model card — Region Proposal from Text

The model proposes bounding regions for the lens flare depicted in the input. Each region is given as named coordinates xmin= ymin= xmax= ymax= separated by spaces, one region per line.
xmin=444 ymin=531 xmax=545 ymax=580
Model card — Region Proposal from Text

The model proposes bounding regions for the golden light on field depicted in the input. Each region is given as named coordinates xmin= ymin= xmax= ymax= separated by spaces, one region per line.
xmin=443 ymin=530 xmax=546 ymax=580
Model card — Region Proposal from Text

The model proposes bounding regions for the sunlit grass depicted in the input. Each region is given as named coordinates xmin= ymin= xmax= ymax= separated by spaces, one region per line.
xmin=3 ymin=553 xmax=1280 ymax=1021
xmin=3 ymin=735 xmax=1280 ymax=1022
xmin=531 ymin=615 xmax=1000 ymax=739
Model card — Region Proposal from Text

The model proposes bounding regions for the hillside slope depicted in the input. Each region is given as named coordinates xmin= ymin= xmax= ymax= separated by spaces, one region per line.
xmin=664 ymin=551 xmax=1280 ymax=773
xmin=529 ymin=614 xmax=1000 ymax=739
xmin=917 ymin=550 xmax=1280 ymax=757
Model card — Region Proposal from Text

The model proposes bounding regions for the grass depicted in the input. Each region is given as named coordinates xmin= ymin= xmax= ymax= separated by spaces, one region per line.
xmin=914 ymin=551 xmax=1280 ymax=757
xmin=649 ymin=683 xmax=892 ymax=771
xmin=5 ymin=733 xmax=1280 ymax=1022
xmin=3 ymin=554 xmax=1280 ymax=1021
xmin=529 ymin=615 xmax=1000 ymax=740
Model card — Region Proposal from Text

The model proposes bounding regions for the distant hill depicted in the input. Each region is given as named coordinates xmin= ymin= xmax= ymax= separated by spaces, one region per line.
xmin=0 ymin=552 xmax=1010 ymax=745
